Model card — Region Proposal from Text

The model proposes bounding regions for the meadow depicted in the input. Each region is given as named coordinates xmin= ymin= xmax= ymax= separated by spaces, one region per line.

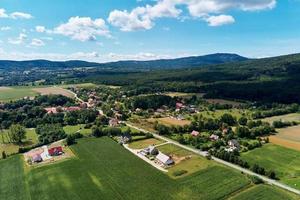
xmin=0 ymin=86 xmax=38 ymax=102
xmin=128 ymin=138 xmax=165 ymax=149
xmin=241 ymin=144 xmax=300 ymax=190
xmin=0 ymin=128 xmax=39 ymax=157
xmin=262 ymin=113 xmax=300 ymax=124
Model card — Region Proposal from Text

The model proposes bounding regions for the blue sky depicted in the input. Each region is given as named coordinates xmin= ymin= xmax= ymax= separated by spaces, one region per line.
xmin=0 ymin=0 xmax=299 ymax=62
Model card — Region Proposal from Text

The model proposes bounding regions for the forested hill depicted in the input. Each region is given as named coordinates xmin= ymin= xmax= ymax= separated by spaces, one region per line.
xmin=0 ymin=53 xmax=248 ymax=70
xmin=99 ymin=53 xmax=248 ymax=69
xmin=84 ymin=53 xmax=300 ymax=104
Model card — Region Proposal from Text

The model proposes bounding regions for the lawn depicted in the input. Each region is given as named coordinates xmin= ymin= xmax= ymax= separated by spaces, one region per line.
xmin=241 ymin=144 xmax=300 ymax=190
xmin=157 ymin=144 xmax=215 ymax=178
xmin=128 ymin=138 xmax=164 ymax=149
xmin=63 ymin=125 xmax=92 ymax=136
xmin=0 ymin=137 xmax=254 ymax=200
xmin=262 ymin=113 xmax=300 ymax=124
xmin=230 ymin=185 xmax=299 ymax=200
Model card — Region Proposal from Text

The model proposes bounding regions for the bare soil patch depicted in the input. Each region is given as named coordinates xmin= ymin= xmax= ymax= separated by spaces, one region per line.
xmin=269 ymin=136 xmax=300 ymax=151
xmin=33 ymin=87 xmax=74 ymax=98
xmin=0 ymin=87 xmax=12 ymax=91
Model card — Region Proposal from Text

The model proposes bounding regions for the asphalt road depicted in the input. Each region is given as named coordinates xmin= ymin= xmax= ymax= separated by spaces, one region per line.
xmin=125 ymin=123 xmax=300 ymax=196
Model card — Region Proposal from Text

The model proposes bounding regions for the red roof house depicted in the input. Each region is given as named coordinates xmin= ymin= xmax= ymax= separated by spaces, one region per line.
xmin=191 ymin=130 xmax=200 ymax=137
xmin=48 ymin=146 xmax=63 ymax=156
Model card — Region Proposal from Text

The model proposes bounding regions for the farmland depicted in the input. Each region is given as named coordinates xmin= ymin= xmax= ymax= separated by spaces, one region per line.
xmin=241 ymin=144 xmax=300 ymax=190
xmin=231 ymin=185 xmax=299 ymax=200
xmin=262 ymin=113 xmax=300 ymax=124
xmin=268 ymin=125 xmax=300 ymax=151
xmin=157 ymin=143 xmax=215 ymax=178
xmin=150 ymin=117 xmax=191 ymax=127
xmin=0 ymin=137 xmax=255 ymax=200
xmin=0 ymin=85 xmax=76 ymax=102
xmin=128 ymin=138 xmax=165 ymax=149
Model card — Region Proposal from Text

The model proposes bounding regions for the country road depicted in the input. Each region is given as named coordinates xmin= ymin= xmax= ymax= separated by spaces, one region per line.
xmin=125 ymin=123 xmax=300 ymax=196
xmin=69 ymin=89 xmax=300 ymax=196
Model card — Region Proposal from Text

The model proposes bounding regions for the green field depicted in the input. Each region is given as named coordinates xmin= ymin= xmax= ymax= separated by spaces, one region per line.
xmin=128 ymin=138 xmax=164 ymax=149
xmin=0 ymin=137 xmax=254 ymax=200
xmin=1 ymin=137 xmax=298 ymax=199
xmin=231 ymin=185 xmax=299 ymax=200
xmin=0 ymin=129 xmax=39 ymax=157
xmin=262 ymin=113 xmax=300 ymax=124
xmin=63 ymin=125 xmax=92 ymax=136
xmin=0 ymin=87 xmax=38 ymax=102
xmin=241 ymin=144 xmax=300 ymax=190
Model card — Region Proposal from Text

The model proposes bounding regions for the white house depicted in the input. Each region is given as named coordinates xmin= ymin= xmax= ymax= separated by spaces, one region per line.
xmin=156 ymin=152 xmax=174 ymax=166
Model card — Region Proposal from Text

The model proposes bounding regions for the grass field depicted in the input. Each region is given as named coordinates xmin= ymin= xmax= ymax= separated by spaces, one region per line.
xmin=205 ymin=99 xmax=244 ymax=107
xmin=0 ymin=85 xmax=76 ymax=102
xmin=241 ymin=144 xmax=300 ymax=190
xmin=230 ymin=185 xmax=299 ymax=200
xmin=148 ymin=117 xmax=191 ymax=127
xmin=0 ymin=137 xmax=257 ymax=200
xmin=0 ymin=87 xmax=38 ymax=102
xmin=262 ymin=113 xmax=300 ymax=124
xmin=63 ymin=125 xmax=92 ymax=136
xmin=196 ymin=109 xmax=250 ymax=119
xmin=128 ymin=138 xmax=164 ymax=149
xmin=0 ymin=129 xmax=39 ymax=157
xmin=157 ymin=143 xmax=215 ymax=178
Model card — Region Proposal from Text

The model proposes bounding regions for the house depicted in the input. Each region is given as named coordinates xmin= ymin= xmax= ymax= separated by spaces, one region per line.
xmin=210 ymin=134 xmax=219 ymax=141
xmin=109 ymin=118 xmax=119 ymax=127
xmin=191 ymin=130 xmax=200 ymax=137
xmin=176 ymin=102 xmax=185 ymax=109
xmin=142 ymin=145 xmax=159 ymax=155
xmin=228 ymin=139 xmax=240 ymax=150
xmin=45 ymin=107 xmax=58 ymax=114
xmin=32 ymin=154 xmax=43 ymax=163
xmin=48 ymin=146 xmax=63 ymax=156
xmin=156 ymin=152 xmax=174 ymax=166
xmin=119 ymin=134 xmax=132 ymax=144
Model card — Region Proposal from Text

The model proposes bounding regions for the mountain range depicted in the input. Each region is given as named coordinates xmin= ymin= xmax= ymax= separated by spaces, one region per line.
xmin=0 ymin=53 xmax=248 ymax=70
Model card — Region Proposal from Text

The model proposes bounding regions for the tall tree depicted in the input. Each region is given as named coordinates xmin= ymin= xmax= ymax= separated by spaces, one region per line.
xmin=8 ymin=124 xmax=26 ymax=144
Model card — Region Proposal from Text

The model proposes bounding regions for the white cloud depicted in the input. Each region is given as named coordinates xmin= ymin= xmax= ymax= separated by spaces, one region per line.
xmin=0 ymin=26 xmax=11 ymax=31
xmin=205 ymin=15 xmax=235 ymax=26
xmin=8 ymin=33 xmax=27 ymax=45
xmin=53 ymin=16 xmax=111 ymax=41
xmin=35 ymin=26 xmax=46 ymax=33
xmin=30 ymin=38 xmax=45 ymax=47
xmin=0 ymin=8 xmax=8 ymax=18
xmin=10 ymin=12 xmax=33 ymax=19
xmin=108 ymin=0 xmax=276 ymax=30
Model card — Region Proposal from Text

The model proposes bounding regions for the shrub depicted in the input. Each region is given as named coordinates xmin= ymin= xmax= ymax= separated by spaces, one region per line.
xmin=249 ymin=175 xmax=264 ymax=184
xmin=172 ymin=170 xmax=188 ymax=177
xmin=2 ymin=151 xmax=7 ymax=159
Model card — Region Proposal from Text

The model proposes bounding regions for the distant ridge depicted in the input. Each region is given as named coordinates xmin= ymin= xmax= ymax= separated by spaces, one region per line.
xmin=0 ymin=53 xmax=248 ymax=70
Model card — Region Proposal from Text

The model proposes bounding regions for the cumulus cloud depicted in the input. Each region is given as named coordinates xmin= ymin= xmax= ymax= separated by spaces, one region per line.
xmin=108 ymin=0 xmax=276 ymax=30
xmin=30 ymin=38 xmax=45 ymax=47
xmin=205 ymin=15 xmax=235 ymax=26
xmin=0 ymin=26 xmax=11 ymax=31
xmin=0 ymin=8 xmax=33 ymax=19
xmin=53 ymin=16 xmax=111 ymax=41
xmin=35 ymin=26 xmax=46 ymax=33
xmin=8 ymin=33 xmax=27 ymax=45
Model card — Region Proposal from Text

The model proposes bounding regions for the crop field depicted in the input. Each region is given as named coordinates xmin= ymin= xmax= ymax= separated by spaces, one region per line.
xmin=241 ymin=144 xmax=300 ymax=190
xmin=32 ymin=87 xmax=74 ymax=98
xmin=0 ymin=87 xmax=38 ymax=102
xmin=128 ymin=138 xmax=165 ymax=149
xmin=262 ymin=113 xmax=300 ymax=124
xmin=157 ymin=143 xmax=215 ymax=178
xmin=150 ymin=117 xmax=191 ymax=127
xmin=0 ymin=85 xmax=76 ymax=102
xmin=268 ymin=125 xmax=300 ymax=151
xmin=0 ymin=129 xmax=39 ymax=157
xmin=231 ymin=185 xmax=299 ymax=200
xmin=0 ymin=137 xmax=258 ymax=200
